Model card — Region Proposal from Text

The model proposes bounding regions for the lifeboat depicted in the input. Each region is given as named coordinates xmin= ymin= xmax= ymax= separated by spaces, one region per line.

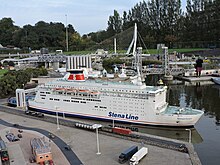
xmin=78 ymin=89 xmax=90 ymax=94
xmin=54 ymin=88 xmax=65 ymax=91
xmin=90 ymin=91 xmax=100 ymax=95
xmin=66 ymin=88 xmax=77 ymax=93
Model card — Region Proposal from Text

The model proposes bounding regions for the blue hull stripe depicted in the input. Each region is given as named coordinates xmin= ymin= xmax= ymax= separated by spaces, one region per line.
xmin=28 ymin=106 xmax=142 ymax=125
xmin=28 ymin=106 xmax=193 ymax=127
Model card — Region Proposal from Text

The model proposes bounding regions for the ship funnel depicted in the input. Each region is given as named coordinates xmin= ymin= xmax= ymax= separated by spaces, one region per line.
xmin=64 ymin=69 xmax=85 ymax=81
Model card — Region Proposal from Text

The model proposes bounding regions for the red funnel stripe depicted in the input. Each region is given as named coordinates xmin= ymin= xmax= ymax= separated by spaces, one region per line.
xmin=68 ymin=74 xmax=85 ymax=81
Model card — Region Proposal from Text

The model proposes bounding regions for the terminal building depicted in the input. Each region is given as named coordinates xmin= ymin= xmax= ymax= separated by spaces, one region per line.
xmin=66 ymin=55 xmax=92 ymax=70
xmin=30 ymin=137 xmax=53 ymax=164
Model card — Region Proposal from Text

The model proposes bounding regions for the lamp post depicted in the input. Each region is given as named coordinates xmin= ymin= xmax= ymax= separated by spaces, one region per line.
xmin=55 ymin=106 xmax=60 ymax=130
xmin=93 ymin=124 xmax=102 ymax=155
xmin=22 ymin=85 xmax=25 ymax=111
xmin=65 ymin=14 xmax=69 ymax=52
xmin=185 ymin=129 xmax=191 ymax=143
xmin=96 ymin=128 xmax=101 ymax=155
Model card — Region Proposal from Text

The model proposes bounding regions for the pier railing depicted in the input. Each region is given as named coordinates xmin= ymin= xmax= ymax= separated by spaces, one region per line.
xmin=143 ymin=68 xmax=185 ymax=75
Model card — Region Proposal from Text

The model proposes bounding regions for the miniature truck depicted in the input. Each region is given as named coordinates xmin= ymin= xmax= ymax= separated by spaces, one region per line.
xmin=0 ymin=139 xmax=9 ymax=162
xmin=129 ymin=147 xmax=148 ymax=165
xmin=112 ymin=127 xmax=132 ymax=135
xmin=118 ymin=146 xmax=138 ymax=164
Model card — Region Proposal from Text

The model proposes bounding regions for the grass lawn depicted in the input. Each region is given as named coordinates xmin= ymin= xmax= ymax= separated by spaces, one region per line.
xmin=64 ymin=50 xmax=95 ymax=55
xmin=140 ymin=48 xmax=207 ymax=54
xmin=0 ymin=69 xmax=8 ymax=78
xmin=64 ymin=48 xmax=207 ymax=55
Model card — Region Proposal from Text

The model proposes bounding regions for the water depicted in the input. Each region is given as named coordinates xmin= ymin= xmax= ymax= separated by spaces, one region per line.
xmin=156 ymin=78 xmax=220 ymax=165
xmin=142 ymin=75 xmax=219 ymax=164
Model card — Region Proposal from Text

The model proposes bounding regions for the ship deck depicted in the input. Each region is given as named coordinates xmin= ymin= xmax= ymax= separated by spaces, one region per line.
xmin=45 ymin=78 xmax=166 ymax=92
xmin=162 ymin=106 xmax=204 ymax=115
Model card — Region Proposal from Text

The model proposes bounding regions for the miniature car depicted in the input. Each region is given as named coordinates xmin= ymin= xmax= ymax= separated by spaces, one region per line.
xmin=6 ymin=133 xmax=19 ymax=142
xmin=17 ymin=134 xmax=22 ymax=138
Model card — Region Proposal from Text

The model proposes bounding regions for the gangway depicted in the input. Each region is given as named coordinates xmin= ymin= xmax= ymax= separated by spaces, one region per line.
xmin=16 ymin=88 xmax=36 ymax=108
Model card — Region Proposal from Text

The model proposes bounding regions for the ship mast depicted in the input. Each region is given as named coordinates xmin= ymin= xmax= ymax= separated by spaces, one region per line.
xmin=126 ymin=23 xmax=137 ymax=56
xmin=127 ymin=23 xmax=143 ymax=86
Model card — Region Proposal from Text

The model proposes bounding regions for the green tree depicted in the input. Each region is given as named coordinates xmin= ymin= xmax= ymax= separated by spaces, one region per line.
xmin=0 ymin=75 xmax=18 ymax=97
xmin=0 ymin=18 xmax=19 ymax=46
xmin=183 ymin=0 xmax=219 ymax=47
xmin=107 ymin=10 xmax=122 ymax=36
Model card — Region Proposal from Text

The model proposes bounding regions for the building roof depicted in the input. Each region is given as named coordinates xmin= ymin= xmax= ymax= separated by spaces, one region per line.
xmin=0 ymin=140 xmax=7 ymax=150
xmin=31 ymin=138 xmax=51 ymax=154
xmin=1 ymin=56 xmax=38 ymax=64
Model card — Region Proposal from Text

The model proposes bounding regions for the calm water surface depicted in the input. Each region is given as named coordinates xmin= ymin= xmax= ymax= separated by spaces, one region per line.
xmin=158 ymin=79 xmax=220 ymax=165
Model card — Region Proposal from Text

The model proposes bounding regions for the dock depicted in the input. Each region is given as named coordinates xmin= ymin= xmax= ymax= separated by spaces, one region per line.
xmin=176 ymin=76 xmax=213 ymax=82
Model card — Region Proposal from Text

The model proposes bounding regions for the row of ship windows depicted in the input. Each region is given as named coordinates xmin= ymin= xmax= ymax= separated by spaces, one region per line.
xmin=92 ymin=107 xmax=145 ymax=113
xmin=111 ymin=99 xmax=154 ymax=103
xmin=40 ymin=91 xmax=50 ymax=94
xmin=112 ymin=97 xmax=147 ymax=102
xmin=110 ymin=106 xmax=145 ymax=110
xmin=91 ymin=108 xmax=145 ymax=116
xmin=110 ymin=101 xmax=145 ymax=106
xmin=48 ymin=98 xmax=87 ymax=104
xmin=103 ymin=93 xmax=148 ymax=100
xmin=110 ymin=107 xmax=145 ymax=110
xmin=43 ymin=86 xmax=147 ymax=95
xmin=46 ymin=97 xmax=101 ymax=103
xmin=57 ymin=91 xmax=99 ymax=97
xmin=92 ymin=108 xmax=106 ymax=112
xmin=94 ymin=106 xmax=107 ymax=109
xmin=46 ymin=85 xmax=98 ymax=91
xmin=71 ymin=97 xmax=101 ymax=102
xmin=101 ymin=88 xmax=147 ymax=94
xmin=49 ymin=98 xmax=85 ymax=103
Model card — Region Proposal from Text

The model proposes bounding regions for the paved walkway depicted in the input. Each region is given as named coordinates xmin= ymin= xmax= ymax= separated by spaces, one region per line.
xmin=0 ymin=118 xmax=83 ymax=165
xmin=0 ymin=111 xmax=192 ymax=165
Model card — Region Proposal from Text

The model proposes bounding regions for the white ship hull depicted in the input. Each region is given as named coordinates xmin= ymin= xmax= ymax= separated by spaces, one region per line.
xmin=28 ymin=74 xmax=204 ymax=127
xmin=29 ymin=104 xmax=203 ymax=127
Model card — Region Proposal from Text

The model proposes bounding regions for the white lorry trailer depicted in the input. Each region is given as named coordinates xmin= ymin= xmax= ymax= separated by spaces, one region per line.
xmin=129 ymin=147 xmax=148 ymax=165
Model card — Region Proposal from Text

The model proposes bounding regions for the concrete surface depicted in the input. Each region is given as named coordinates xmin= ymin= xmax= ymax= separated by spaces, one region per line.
xmin=178 ymin=76 xmax=213 ymax=82
xmin=0 ymin=121 xmax=70 ymax=165
xmin=8 ymin=144 xmax=26 ymax=165
xmin=0 ymin=111 xmax=192 ymax=165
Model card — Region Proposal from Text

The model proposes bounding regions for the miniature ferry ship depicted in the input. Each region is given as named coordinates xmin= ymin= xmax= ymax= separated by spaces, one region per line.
xmin=28 ymin=69 xmax=204 ymax=127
